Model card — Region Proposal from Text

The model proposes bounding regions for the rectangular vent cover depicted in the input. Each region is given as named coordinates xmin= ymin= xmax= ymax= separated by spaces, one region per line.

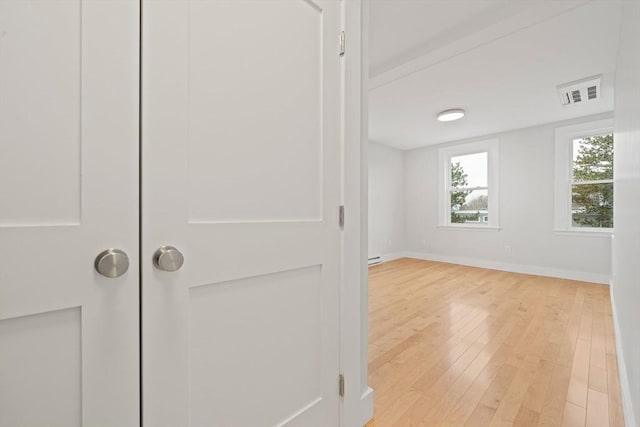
xmin=558 ymin=75 xmax=602 ymax=106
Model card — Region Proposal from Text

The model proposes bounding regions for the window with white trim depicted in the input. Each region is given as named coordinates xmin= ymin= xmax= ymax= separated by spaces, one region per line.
xmin=554 ymin=119 xmax=614 ymax=233
xmin=439 ymin=139 xmax=499 ymax=228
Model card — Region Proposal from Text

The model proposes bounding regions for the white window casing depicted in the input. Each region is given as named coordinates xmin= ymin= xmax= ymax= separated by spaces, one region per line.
xmin=554 ymin=118 xmax=614 ymax=236
xmin=438 ymin=139 xmax=500 ymax=229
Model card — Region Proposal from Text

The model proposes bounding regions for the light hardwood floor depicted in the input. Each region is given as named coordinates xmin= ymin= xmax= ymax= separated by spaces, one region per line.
xmin=365 ymin=258 xmax=624 ymax=427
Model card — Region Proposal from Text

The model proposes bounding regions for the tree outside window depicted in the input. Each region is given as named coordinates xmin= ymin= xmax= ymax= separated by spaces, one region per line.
xmin=450 ymin=162 xmax=471 ymax=223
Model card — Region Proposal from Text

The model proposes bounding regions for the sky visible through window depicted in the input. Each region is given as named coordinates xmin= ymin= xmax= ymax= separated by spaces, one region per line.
xmin=451 ymin=152 xmax=487 ymax=188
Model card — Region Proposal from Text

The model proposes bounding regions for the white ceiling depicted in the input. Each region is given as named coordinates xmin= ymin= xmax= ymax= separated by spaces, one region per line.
xmin=368 ymin=1 xmax=623 ymax=150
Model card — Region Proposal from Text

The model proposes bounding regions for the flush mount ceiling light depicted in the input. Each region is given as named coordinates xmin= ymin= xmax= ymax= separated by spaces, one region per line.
xmin=437 ymin=108 xmax=465 ymax=122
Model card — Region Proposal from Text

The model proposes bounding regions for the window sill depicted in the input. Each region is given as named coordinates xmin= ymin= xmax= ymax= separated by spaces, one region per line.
xmin=438 ymin=225 xmax=501 ymax=231
xmin=553 ymin=229 xmax=613 ymax=238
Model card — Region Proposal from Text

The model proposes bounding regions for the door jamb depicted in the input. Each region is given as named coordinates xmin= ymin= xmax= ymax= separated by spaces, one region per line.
xmin=340 ymin=0 xmax=373 ymax=425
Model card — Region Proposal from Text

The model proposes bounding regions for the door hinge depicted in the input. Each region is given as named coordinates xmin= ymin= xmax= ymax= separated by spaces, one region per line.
xmin=339 ymin=374 xmax=345 ymax=397
xmin=339 ymin=205 xmax=345 ymax=228
xmin=339 ymin=31 xmax=345 ymax=56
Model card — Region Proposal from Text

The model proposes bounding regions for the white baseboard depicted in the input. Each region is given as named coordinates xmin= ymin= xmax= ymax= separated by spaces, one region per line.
xmin=609 ymin=286 xmax=638 ymax=427
xmin=358 ymin=387 xmax=374 ymax=427
xmin=403 ymin=251 xmax=611 ymax=284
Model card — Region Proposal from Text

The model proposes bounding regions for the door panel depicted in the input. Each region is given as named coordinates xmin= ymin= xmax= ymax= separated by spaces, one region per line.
xmin=143 ymin=0 xmax=341 ymax=425
xmin=189 ymin=266 xmax=323 ymax=426
xmin=0 ymin=307 xmax=81 ymax=427
xmin=187 ymin=0 xmax=323 ymax=223
xmin=0 ymin=0 xmax=81 ymax=227
xmin=0 ymin=1 xmax=140 ymax=425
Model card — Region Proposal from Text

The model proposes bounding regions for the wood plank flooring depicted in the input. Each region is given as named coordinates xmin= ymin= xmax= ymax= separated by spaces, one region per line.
xmin=365 ymin=258 xmax=624 ymax=427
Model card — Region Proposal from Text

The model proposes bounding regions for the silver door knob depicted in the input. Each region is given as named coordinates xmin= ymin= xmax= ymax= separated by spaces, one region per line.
xmin=153 ymin=246 xmax=184 ymax=272
xmin=95 ymin=249 xmax=129 ymax=278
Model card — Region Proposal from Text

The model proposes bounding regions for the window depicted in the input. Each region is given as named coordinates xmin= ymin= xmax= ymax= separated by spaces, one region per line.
xmin=571 ymin=134 xmax=613 ymax=228
xmin=554 ymin=118 xmax=614 ymax=233
xmin=439 ymin=139 xmax=499 ymax=228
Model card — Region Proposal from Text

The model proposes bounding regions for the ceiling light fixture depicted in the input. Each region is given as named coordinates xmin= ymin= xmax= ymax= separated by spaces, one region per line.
xmin=437 ymin=108 xmax=465 ymax=122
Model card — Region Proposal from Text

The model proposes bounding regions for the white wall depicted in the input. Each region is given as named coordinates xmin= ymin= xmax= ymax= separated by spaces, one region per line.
xmin=612 ymin=2 xmax=640 ymax=425
xmin=368 ymin=141 xmax=405 ymax=260
xmin=403 ymin=114 xmax=612 ymax=284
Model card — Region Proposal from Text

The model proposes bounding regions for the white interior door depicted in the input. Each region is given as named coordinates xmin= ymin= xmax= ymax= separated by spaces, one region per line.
xmin=142 ymin=0 xmax=342 ymax=425
xmin=0 ymin=1 xmax=140 ymax=426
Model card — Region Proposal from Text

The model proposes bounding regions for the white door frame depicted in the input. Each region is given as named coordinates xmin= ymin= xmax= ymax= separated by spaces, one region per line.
xmin=340 ymin=0 xmax=374 ymax=426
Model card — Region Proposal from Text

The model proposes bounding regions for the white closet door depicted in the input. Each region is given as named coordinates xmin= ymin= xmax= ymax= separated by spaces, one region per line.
xmin=0 ymin=1 xmax=140 ymax=426
xmin=142 ymin=0 xmax=342 ymax=425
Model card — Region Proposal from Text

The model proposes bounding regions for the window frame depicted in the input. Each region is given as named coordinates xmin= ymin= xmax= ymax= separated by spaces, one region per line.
xmin=438 ymin=139 xmax=500 ymax=229
xmin=554 ymin=118 xmax=614 ymax=235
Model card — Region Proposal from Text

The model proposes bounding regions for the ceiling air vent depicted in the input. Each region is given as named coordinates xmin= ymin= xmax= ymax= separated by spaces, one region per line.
xmin=557 ymin=75 xmax=602 ymax=106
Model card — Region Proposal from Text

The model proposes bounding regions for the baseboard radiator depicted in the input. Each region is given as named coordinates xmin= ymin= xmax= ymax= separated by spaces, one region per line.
xmin=368 ymin=256 xmax=382 ymax=266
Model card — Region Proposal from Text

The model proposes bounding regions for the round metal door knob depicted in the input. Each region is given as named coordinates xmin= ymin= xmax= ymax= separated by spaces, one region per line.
xmin=95 ymin=249 xmax=130 ymax=278
xmin=153 ymin=246 xmax=184 ymax=272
